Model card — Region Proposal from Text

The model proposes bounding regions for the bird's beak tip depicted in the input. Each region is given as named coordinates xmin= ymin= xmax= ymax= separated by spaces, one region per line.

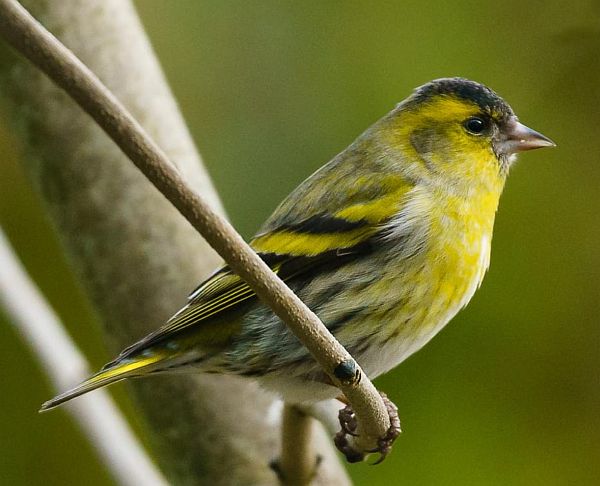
xmin=500 ymin=120 xmax=556 ymax=155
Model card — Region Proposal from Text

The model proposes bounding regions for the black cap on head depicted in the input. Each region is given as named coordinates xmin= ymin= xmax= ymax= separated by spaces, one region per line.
xmin=408 ymin=77 xmax=514 ymax=119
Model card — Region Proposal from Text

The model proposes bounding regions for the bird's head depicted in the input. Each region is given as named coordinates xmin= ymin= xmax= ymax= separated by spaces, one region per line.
xmin=385 ymin=78 xmax=554 ymax=190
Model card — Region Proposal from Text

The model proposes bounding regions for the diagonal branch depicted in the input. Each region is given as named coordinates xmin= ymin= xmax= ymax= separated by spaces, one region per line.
xmin=0 ymin=0 xmax=390 ymax=455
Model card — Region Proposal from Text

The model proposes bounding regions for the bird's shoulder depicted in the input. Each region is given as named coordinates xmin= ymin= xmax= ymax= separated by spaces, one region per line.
xmin=252 ymin=143 xmax=417 ymax=257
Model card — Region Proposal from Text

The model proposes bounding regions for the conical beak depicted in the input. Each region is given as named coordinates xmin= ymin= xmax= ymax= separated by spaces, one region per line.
xmin=498 ymin=120 xmax=556 ymax=155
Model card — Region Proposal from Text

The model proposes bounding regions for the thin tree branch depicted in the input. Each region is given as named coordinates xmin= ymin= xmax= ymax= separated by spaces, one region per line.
xmin=0 ymin=0 xmax=347 ymax=483
xmin=0 ymin=0 xmax=390 ymax=456
xmin=0 ymin=228 xmax=168 ymax=486
xmin=279 ymin=405 xmax=317 ymax=485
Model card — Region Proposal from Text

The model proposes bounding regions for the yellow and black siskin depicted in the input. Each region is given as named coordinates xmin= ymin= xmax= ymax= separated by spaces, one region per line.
xmin=41 ymin=77 xmax=554 ymax=411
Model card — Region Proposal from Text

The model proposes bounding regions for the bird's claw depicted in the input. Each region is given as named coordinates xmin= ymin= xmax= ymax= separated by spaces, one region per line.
xmin=334 ymin=401 xmax=365 ymax=462
xmin=334 ymin=392 xmax=401 ymax=464
xmin=338 ymin=405 xmax=359 ymax=436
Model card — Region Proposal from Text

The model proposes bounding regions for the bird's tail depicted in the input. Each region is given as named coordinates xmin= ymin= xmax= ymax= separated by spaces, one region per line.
xmin=39 ymin=352 xmax=167 ymax=412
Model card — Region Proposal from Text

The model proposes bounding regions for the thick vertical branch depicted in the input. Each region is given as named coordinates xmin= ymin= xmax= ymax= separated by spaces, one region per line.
xmin=279 ymin=405 xmax=318 ymax=486
xmin=0 ymin=0 xmax=349 ymax=484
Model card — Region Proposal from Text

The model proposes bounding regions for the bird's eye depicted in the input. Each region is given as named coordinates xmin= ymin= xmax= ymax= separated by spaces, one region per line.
xmin=464 ymin=116 xmax=487 ymax=135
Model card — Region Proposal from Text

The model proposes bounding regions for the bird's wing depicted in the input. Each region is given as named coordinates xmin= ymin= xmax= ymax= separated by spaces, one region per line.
xmin=113 ymin=158 xmax=414 ymax=360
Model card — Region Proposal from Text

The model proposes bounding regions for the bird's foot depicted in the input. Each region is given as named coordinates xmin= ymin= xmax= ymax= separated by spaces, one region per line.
xmin=334 ymin=391 xmax=401 ymax=464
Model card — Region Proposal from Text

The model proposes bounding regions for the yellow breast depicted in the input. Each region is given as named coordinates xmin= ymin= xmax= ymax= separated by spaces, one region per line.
xmin=427 ymin=189 xmax=496 ymax=318
xmin=352 ymin=183 xmax=501 ymax=378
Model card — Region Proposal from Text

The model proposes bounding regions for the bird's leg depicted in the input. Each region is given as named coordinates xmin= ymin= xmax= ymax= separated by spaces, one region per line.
xmin=333 ymin=392 xmax=401 ymax=464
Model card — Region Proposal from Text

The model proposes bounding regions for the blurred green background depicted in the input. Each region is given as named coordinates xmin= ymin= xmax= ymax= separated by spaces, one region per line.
xmin=1 ymin=1 xmax=599 ymax=484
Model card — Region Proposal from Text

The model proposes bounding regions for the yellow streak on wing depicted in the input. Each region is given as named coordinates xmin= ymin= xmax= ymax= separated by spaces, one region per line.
xmin=251 ymin=227 xmax=375 ymax=256
xmin=172 ymin=264 xmax=284 ymax=330
xmin=175 ymin=285 xmax=254 ymax=327
xmin=40 ymin=353 xmax=167 ymax=411
xmin=335 ymin=187 xmax=410 ymax=223
xmin=97 ymin=353 xmax=165 ymax=381
xmin=189 ymin=271 xmax=240 ymax=301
